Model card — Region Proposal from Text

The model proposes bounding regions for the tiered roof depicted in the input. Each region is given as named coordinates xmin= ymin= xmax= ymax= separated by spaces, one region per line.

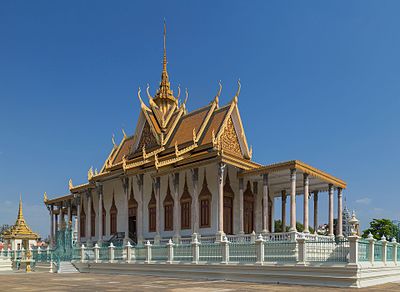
xmin=68 ymin=24 xmax=257 ymax=192
xmin=3 ymin=198 xmax=39 ymax=240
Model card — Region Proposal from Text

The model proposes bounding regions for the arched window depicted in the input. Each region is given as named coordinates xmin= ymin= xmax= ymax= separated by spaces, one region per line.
xmin=163 ymin=180 xmax=174 ymax=231
xmin=91 ymin=199 xmax=96 ymax=237
xmin=80 ymin=201 xmax=86 ymax=238
xmin=223 ymin=169 xmax=235 ymax=235
xmin=199 ymin=169 xmax=212 ymax=228
xmin=180 ymin=175 xmax=192 ymax=230
xmin=148 ymin=187 xmax=156 ymax=232
xmin=243 ymin=181 xmax=254 ymax=234
xmin=110 ymin=193 xmax=118 ymax=235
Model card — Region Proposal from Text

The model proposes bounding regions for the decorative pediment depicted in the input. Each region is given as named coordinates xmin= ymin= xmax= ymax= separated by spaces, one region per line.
xmin=220 ymin=117 xmax=242 ymax=156
xmin=199 ymin=169 xmax=212 ymax=199
xmin=163 ymin=180 xmax=174 ymax=206
xmin=137 ymin=121 xmax=159 ymax=151
xmin=180 ymin=174 xmax=192 ymax=203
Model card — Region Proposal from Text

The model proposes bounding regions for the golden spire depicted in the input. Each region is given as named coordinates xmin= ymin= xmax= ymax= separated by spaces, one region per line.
xmin=17 ymin=194 xmax=24 ymax=222
xmin=2 ymin=195 xmax=39 ymax=240
xmin=153 ymin=21 xmax=177 ymax=111
xmin=162 ymin=20 xmax=167 ymax=79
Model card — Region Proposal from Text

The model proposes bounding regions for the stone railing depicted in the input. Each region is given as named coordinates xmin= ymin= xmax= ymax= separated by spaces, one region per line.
xmin=74 ymin=233 xmax=364 ymax=266
xmin=357 ymin=234 xmax=399 ymax=265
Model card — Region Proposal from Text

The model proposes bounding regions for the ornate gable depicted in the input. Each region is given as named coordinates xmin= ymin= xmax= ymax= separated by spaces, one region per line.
xmin=137 ymin=121 xmax=159 ymax=151
xmin=220 ymin=117 xmax=242 ymax=156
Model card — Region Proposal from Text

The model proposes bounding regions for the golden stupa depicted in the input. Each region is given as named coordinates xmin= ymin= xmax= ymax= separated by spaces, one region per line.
xmin=2 ymin=197 xmax=39 ymax=248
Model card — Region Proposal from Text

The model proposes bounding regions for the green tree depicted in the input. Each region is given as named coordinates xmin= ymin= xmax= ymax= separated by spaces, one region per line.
xmin=274 ymin=220 xmax=314 ymax=234
xmin=362 ymin=219 xmax=399 ymax=241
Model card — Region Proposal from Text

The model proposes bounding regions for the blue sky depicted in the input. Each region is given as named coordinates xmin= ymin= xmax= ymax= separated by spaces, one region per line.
xmin=1 ymin=1 xmax=399 ymax=238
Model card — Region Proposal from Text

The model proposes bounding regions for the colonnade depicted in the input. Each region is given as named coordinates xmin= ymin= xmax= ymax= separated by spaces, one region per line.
xmin=48 ymin=165 xmax=345 ymax=246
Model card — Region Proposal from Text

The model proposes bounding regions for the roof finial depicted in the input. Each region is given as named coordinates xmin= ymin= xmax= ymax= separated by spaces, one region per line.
xmin=163 ymin=19 xmax=167 ymax=75
xmin=18 ymin=194 xmax=24 ymax=221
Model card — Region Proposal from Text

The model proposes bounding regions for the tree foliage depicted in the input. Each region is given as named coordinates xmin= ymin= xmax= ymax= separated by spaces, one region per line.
xmin=362 ymin=219 xmax=399 ymax=241
xmin=274 ymin=220 xmax=314 ymax=234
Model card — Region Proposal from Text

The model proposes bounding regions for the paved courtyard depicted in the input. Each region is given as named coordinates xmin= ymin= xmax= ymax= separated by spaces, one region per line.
xmin=0 ymin=272 xmax=400 ymax=291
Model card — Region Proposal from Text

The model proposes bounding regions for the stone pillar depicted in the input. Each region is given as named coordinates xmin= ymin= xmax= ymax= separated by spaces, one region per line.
xmin=337 ymin=188 xmax=343 ymax=238
xmin=67 ymin=202 xmax=72 ymax=228
xmin=217 ymin=163 xmax=226 ymax=241
xmin=192 ymin=168 xmax=199 ymax=234
xmin=262 ymin=174 xmax=269 ymax=234
xmin=97 ymin=184 xmax=103 ymax=243
xmin=49 ymin=205 xmax=54 ymax=247
xmin=221 ymin=236 xmax=229 ymax=264
xmin=303 ymin=173 xmax=310 ymax=233
xmin=54 ymin=213 xmax=58 ymax=235
xmin=191 ymin=234 xmax=200 ymax=264
xmin=281 ymin=190 xmax=287 ymax=232
xmin=77 ymin=198 xmax=81 ymax=243
xmin=121 ymin=177 xmax=129 ymax=243
xmin=167 ymin=239 xmax=174 ymax=264
xmin=136 ymin=174 xmax=144 ymax=245
xmin=155 ymin=177 xmax=161 ymax=242
xmin=239 ymin=178 xmax=244 ymax=235
xmin=313 ymin=191 xmax=318 ymax=233
xmin=59 ymin=206 xmax=64 ymax=230
xmin=255 ymin=234 xmax=265 ymax=264
xmin=289 ymin=169 xmax=297 ymax=232
xmin=173 ymin=173 xmax=180 ymax=243
xmin=328 ymin=184 xmax=334 ymax=236
xmin=348 ymin=235 xmax=359 ymax=265
xmin=87 ymin=192 xmax=92 ymax=241
xmin=297 ymin=235 xmax=306 ymax=265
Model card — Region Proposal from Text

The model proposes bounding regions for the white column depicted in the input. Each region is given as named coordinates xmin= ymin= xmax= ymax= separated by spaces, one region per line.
xmin=87 ymin=193 xmax=92 ymax=241
xmin=97 ymin=185 xmax=103 ymax=242
xmin=49 ymin=205 xmax=54 ymax=246
xmin=281 ymin=190 xmax=287 ymax=232
xmin=328 ymin=184 xmax=334 ymax=236
xmin=262 ymin=174 xmax=269 ymax=234
xmin=122 ymin=177 xmax=129 ymax=243
xmin=67 ymin=202 xmax=72 ymax=228
xmin=77 ymin=199 xmax=81 ymax=243
xmin=313 ymin=191 xmax=318 ymax=233
xmin=217 ymin=163 xmax=226 ymax=239
xmin=136 ymin=174 xmax=144 ymax=244
xmin=173 ymin=173 xmax=180 ymax=242
xmin=289 ymin=169 xmax=297 ymax=232
xmin=239 ymin=178 xmax=244 ymax=235
xmin=337 ymin=187 xmax=343 ymax=238
xmin=303 ymin=173 xmax=310 ymax=233
xmin=192 ymin=168 xmax=199 ymax=233
xmin=59 ymin=206 xmax=64 ymax=230
xmin=155 ymin=177 xmax=161 ymax=238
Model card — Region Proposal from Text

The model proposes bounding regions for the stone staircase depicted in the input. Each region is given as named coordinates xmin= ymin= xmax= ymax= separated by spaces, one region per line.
xmin=33 ymin=261 xmax=79 ymax=273
xmin=57 ymin=261 xmax=79 ymax=273
xmin=0 ymin=257 xmax=12 ymax=272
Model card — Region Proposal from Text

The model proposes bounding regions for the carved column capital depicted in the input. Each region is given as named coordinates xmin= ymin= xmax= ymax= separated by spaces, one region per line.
xmin=96 ymin=184 xmax=103 ymax=196
xmin=121 ymin=176 xmax=129 ymax=194
xmin=337 ymin=187 xmax=343 ymax=197
xmin=191 ymin=168 xmax=199 ymax=183
xmin=262 ymin=173 xmax=268 ymax=185
xmin=136 ymin=174 xmax=144 ymax=191
xmin=303 ymin=173 xmax=309 ymax=185
xmin=239 ymin=177 xmax=244 ymax=190
xmin=290 ymin=168 xmax=296 ymax=181
xmin=218 ymin=163 xmax=226 ymax=184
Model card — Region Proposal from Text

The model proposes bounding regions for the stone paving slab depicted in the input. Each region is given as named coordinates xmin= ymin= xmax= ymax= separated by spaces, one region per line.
xmin=0 ymin=272 xmax=399 ymax=291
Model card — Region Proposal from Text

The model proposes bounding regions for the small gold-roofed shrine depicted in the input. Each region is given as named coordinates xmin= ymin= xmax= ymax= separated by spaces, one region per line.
xmin=3 ymin=198 xmax=39 ymax=250
xmin=45 ymin=24 xmax=347 ymax=246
